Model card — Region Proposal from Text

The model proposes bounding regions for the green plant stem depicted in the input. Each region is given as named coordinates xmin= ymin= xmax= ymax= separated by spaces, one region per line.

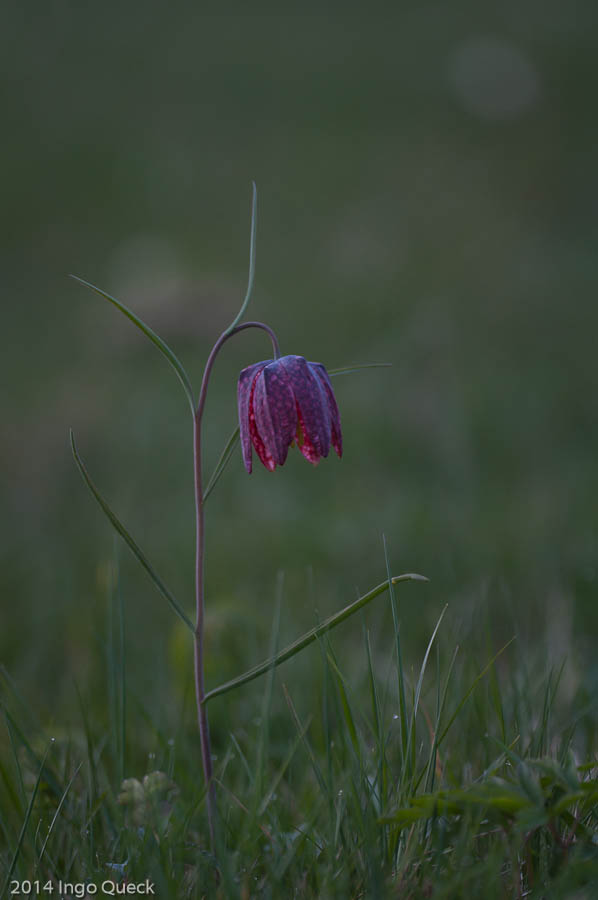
xmin=192 ymin=321 xmax=281 ymax=850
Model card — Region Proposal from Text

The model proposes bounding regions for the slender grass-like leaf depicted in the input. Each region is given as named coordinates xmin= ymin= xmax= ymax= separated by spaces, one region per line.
xmin=283 ymin=684 xmax=328 ymax=796
xmin=436 ymin=637 xmax=516 ymax=748
xmin=74 ymin=683 xmax=98 ymax=806
xmin=229 ymin=733 xmax=254 ymax=785
xmin=1 ymin=741 xmax=52 ymax=896
xmin=203 ymin=426 xmax=240 ymax=503
xmin=118 ymin=566 xmax=126 ymax=785
xmin=405 ymin=604 xmax=448 ymax=785
xmin=423 ymin=645 xmax=459 ymax=793
xmin=2 ymin=713 xmax=25 ymax=811
xmin=0 ymin=707 xmax=61 ymax=800
xmin=0 ymin=667 xmax=40 ymax=736
xmin=383 ymin=536 xmax=409 ymax=773
xmin=328 ymin=362 xmax=392 ymax=376
xmin=203 ymin=573 xmax=428 ymax=704
xmin=70 ymin=430 xmax=194 ymax=634
xmin=327 ymin=652 xmax=360 ymax=760
xmin=364 ymin=624 xmax=388 ymax=857
xmin=258 ymin=719 xmax=311 ymax=816
xmin=225 ymin=182 xmax=258 ymax=334
xmin=364 ymin=626 xmax=382 ymax=756
xmin=486 ymin=625 xmax=506 ymax=744
xmin=255 ymin=573 xmax=284 ymax=804
xmin=37 ymin=762 xmax=83 ymax=865
xmin=69 ymin=274 xmax=196 ymax=415
xmin=0 ymin=751 xmax=20 ymax=829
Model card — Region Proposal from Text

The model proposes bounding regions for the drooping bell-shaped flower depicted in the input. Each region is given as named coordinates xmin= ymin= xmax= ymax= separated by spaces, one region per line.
xmin=237 ymin=355 xmax=342 ymax=473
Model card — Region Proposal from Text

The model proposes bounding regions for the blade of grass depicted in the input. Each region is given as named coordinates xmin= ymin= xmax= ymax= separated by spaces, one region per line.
xmin=283 ymin=684 xmax=328 ymax=796
xmin=328 ymin=363 xmax=392 ymax=376
xmin=315 ymin=614 xmax=335 ymax=823
xmin=2 ymin=712 xmax=26 ymax=810
xmin=0 ymin=668 xmax=42 ymax=748
xmin=74 ymin=683 xmax=98 ymax=808
xmin=69 ymin=275 xmax=195 ymax=415
xmin=117 ymin=556 xmax=126 ymax=787
xmin=105 ymin=539 xmax=125 ymax=783
xmin=258 ymin=717 xmax=312 ymax=817
xmin=70 ymin=430 xmax=194 ymax=634
xmin=436 ymin=637 xmax=516 ymax=749
xmin=203 ymin=573 xmax=428 ymax=704
xmin=229 ymin=733 xmax=254 ymax=785
xmin=2 ymin=741 xmax=53 ymax=896
xmin=326 ymin=652 xmax=361 ymax=761
xmin=0 ymin=708 xmax=61 ymax=799
xmin=486 ymin=624 xmax=506 ymax=744
xmin=406 ymin=605 xmax=448 ymax=785
xmin=364 ymin=625 xmax=382 ymax=750
xmin=423 ymin=645 xmax=459 ymax=793
xmin=364 ymin=624 xmax=388 ymax=859
xmin=37 ymin=763 xmax=83 ymax=866
xmin=383 ymin=536 xmax=409 ymax=775
xmin=255 ymin=572 xmax=284 ymax=804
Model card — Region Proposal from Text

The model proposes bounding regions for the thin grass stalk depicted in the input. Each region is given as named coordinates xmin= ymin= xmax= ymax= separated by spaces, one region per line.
xmin=383 ymin=536 xmax=409 ymax=777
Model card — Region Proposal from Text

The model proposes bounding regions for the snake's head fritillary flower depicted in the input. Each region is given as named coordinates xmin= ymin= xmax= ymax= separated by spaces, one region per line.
xmin=237 ymin=355 xmax=342 ymax=473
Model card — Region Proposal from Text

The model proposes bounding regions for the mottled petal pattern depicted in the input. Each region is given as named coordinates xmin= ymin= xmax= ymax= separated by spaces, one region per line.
xmin=310 ymin=363 xmax=343 ymax=458
xmin=237 ymin=354 xmax=342 ymax=473
xmin=279 ymin=356 xmax=331 ymax=462
xmin=237 ymin=360 xmax=271 ymax=473
xmin=254 ymin=364 xmax=297 ymax=466
xmin=248 ymin=371 xmax=276 ymax=472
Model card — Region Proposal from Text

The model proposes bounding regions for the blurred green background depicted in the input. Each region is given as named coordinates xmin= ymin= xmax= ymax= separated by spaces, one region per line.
xmin=2 ymin=7 xmax=598 ymax=738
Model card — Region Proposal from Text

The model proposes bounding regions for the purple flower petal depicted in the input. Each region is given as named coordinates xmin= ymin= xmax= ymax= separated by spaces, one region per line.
xmin=278 ymin=356 xmax=331 ymax=462
xmin=254 ymin=361 xmax=297 ymax=467
xmin=237 ymin=360 xmax=271 ymax=472
xmin=310 ymin=362 xmax=343 ymax=458
xmin=249 ymin=370 xmax=277 ymax=471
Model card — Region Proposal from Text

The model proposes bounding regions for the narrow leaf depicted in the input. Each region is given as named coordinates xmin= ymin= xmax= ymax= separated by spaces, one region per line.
xmin=406 ymin=604 xmax=448 ymax=777
xmin=70 ymin=431 xmax=194 ymax=633
xmin=203 ymin=426 xmax=240 ymax=503
xmin=70 ymin=274 xmax=196 ymax=415
xmin=383 ymin=535 xmax=409 ymax=771
xmin=327 ymin=653 xmax=360 ymax=758
xmin=37 ymin=762 xmax=83 ymax=864
xmin=328 ymin=362 xmax=392 ymax=377
xmin=283 ymin=684 xmax=328 ymax=795
xmin=258 ymin=718 xmax=311 ymax=816
xmin=203 ymin=573 xmax=428 ymax=704
xmin=2 ymin=741 xmax=53 ymax=896
xmin=436 ymin=637 xmax=516 ymax=748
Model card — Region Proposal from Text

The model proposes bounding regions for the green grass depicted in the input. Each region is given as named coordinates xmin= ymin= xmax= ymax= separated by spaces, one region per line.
xmin=2 ymin=564 xmax=598 ymax=898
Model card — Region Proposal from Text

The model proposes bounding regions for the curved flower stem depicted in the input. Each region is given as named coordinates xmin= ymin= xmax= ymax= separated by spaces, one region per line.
xmin=192 ymin=320 xmax=281 ymax=849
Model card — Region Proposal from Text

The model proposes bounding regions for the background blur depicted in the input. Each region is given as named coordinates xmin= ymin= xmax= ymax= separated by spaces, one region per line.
xmin=2 ymin=7 xmax=598 ymax=739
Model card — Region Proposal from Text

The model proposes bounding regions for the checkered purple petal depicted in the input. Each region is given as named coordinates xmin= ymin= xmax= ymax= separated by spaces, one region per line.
xmin=310 ymin=362 xmax=343 ymax=458
xmin=278 ymin=356 xmax=331 ymax=459
xmin=237 ymin=360 xmax=271 ymax=473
